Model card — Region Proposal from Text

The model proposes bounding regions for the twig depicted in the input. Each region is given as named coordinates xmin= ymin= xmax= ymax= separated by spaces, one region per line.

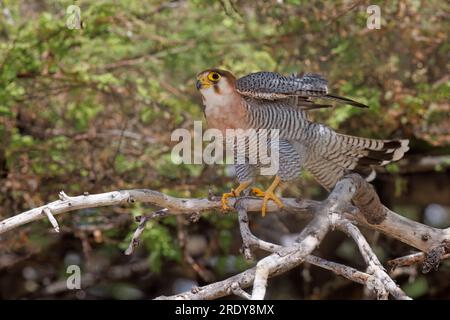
xmin=42 ymin=207 xmax=60 ymax=233
xmin=305 ymin=255 xmax=372 ymax=286
xmin=389 ymin=265 xmax=418 ymax=282
xmin=231 ymin=282 xmax=251 ymax=300
xmin=176 ymin=215 xmax=213 ymax=282
xmin=325 ymin=0 xmax=365 ymax=26
xmin=336 ymin=220 xmax=411 ymax=300
xmin=388 ymin=252 xmax=450 ymax=270
xmin=125 ymin=208 xmax=171 ymax=255
xmin=124 ymin=215 xmax=149 ymax=255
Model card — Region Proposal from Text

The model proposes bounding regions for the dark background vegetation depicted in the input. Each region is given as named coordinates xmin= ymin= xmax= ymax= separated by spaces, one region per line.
xmin=0 ymin=0 xmax=449 ymax=299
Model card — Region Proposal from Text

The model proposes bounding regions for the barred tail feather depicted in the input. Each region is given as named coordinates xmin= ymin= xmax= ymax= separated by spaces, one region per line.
xmin=304 ymin=134 xmax=409 ymax=190
xmin=335 ymin=134 xmax=410 ymax=164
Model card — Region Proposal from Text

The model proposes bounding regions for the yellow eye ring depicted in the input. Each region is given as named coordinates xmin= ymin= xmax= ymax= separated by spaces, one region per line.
xmin=208 ymin=72 xmax=221 ymax=82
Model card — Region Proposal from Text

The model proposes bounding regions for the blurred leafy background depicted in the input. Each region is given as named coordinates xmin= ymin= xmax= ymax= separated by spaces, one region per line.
xmin=0 ymin=0 xmax=449 ymax=299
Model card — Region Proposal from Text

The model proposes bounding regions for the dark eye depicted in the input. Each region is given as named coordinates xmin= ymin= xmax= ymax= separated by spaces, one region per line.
xmin=208 ymin=72 xmax=221 ymax=81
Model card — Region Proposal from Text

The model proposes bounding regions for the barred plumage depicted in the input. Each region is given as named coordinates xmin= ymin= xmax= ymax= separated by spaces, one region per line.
xmin=242 ymin=96 xmax=409 ymax=189
xmin=233 ymin=136 xmax=303 ymax=183
xmin=236 ymin=71 xmax=369 ymax=109
xmin=196 ymin=68 xmax=409 ymax=209
xmin=237 ymin=71 xmax=328 ymax=99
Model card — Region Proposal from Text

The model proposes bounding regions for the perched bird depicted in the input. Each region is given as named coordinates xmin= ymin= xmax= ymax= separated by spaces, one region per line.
xmin=196 ymin=69 xmax=409 ymax=216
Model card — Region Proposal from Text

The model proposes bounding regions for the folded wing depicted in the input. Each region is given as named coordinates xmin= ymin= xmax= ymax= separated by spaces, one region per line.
xmin=236 ymin=71 xmax=368 ymax=109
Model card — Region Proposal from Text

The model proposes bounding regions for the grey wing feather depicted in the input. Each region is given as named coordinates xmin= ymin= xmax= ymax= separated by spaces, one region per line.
xmin=296 ymin=73 xmax=328 ymax=95
xmin=290 ymin=96 xmax=333 ymax=110
xmin=236 ymin=71 xmax=368 ymax=109
xmin=236 ymin=71 xmax=328 ymax=100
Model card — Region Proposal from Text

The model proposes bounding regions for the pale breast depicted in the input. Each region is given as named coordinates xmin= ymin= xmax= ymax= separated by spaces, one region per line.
xmin=202 ymin=93 xmax=249 ymax=134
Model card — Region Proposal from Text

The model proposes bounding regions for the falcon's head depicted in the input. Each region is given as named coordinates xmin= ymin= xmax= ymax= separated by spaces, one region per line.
xmin=196 ymin=69 xmax=236 ymax=98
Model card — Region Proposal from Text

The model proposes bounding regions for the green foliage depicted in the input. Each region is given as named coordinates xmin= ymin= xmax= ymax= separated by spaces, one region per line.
xmin=403 ymin=277 xmax=429 ymax=299
xmin=142 ymin=221 xmax=181 ymax=272
xmin=120 ymin=218 xmax=181 ymax=273
xmin=386 ymin=163 xmax=400 ymax=174
xmin=110 ymin=283 xmax=143 ymax=300
xmin=114 ymin=154 xmax=144 ymax=175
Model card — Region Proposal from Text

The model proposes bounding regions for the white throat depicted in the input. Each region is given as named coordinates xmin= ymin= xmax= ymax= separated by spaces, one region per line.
xmin=201 ymin=79 xmax=236 ymax=111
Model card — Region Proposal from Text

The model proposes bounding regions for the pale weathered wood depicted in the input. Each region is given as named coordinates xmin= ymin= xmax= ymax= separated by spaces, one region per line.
xmin=1 ymin=174 xmax=449 ymax=300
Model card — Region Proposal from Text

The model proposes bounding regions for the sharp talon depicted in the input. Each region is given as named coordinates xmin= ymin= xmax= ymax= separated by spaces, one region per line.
xmin=222 ymin=188 xmax=240 ymax=212
xmin=252 ymin=177 xmax=284 ymax=217
xmin=220 ymin=182 xmax=252 ymax=213
xmin=250 ymin=188 xmax=285 ymax=217
xmin=221 ymin=192 xmax=233 ymax=212
xmin=260 ymin=191 xmax=284 ymax=217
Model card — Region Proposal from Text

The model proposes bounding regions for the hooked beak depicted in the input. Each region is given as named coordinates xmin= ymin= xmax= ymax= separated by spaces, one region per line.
xmin=195 ymin=74 xmax=211 ymax=90
xmin=196 ymin=80 xmax=202 ymax=90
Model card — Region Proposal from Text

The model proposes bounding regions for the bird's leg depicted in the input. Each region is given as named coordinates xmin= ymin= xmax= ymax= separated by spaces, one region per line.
xmin=221 ymin=181 xmax=251 ymax=211
xmin=251 ymin=176 xmax=284 ymax=217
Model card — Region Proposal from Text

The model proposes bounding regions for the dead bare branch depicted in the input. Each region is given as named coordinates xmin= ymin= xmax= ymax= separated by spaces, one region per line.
xmin=1 ymin=174 xmax=449 ymax=300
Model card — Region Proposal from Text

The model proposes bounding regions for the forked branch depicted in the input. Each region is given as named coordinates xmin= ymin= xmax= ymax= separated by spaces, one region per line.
xmin=1 ymin=174 xmax=449 ymax=300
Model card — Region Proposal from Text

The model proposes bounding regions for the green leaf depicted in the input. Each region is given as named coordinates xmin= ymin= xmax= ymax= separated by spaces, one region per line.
xmin=403 ymin=277 xmax=429 ymax=298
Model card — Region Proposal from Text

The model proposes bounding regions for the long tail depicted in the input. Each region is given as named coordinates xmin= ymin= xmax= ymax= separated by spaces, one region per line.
xmin=324 ymin=93 xmax=369 ymax=108
xmin=303 ymin=131 xmax=409 ymax=190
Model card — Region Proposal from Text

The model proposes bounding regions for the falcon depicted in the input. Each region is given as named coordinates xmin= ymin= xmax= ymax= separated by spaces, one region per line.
xmin=196 ymin=69 xmax=409 ymax=216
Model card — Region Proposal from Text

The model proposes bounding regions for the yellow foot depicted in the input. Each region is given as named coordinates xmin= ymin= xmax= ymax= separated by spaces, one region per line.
xmin=251 ymin=187 xmax=284 ymax=217
xmin=262 ymin=191 xmax=284 ymax=217
xmin=251 ymin=176 xmax=284 ymax=217
xmin=221 ymin=190 xmax=236 ymax=211
xmin=221 ymin=181 xmax=252 ymax=212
